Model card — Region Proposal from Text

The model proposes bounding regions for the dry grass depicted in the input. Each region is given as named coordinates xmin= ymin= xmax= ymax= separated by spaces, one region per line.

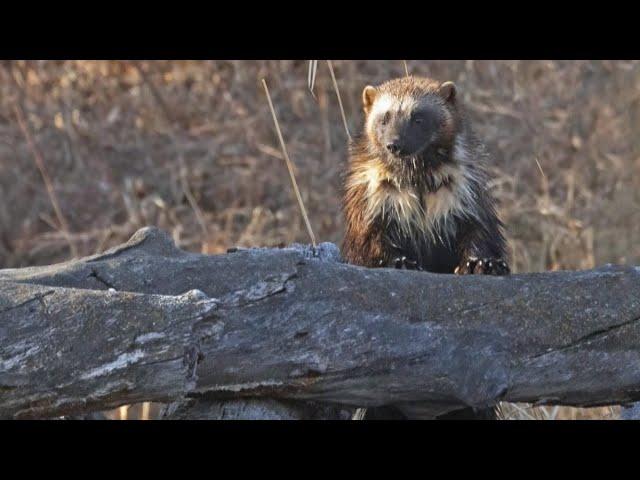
xmin=2 ymin=60 xmax=639 ymax=419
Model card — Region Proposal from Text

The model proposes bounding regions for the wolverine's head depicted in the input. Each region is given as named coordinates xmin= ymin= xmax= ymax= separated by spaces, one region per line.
xmin=362 ymin=76 xmax=461 ymax=164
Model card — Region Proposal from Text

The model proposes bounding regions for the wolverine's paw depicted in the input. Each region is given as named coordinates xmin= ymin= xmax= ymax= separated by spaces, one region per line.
xmin=455 ymin=257 xmax=510 ymax=276
xmin=392 ymin=256 xmax=422 ymax=271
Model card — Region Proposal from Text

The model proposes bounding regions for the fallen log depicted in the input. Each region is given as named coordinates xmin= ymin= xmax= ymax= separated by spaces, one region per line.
xmin=1 ymin=227 xmax=639 ymax=419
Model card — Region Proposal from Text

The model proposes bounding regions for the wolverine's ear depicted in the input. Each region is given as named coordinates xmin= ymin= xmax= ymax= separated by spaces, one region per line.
xmin=438 ymin=81 xmax=457 ymax=102
xmin=362 ymin=85 xmax=377 ymax=114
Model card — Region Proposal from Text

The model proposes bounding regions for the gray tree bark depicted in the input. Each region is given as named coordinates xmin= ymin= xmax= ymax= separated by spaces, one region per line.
xmin=1 ymin=227 xmax=639 ymax=419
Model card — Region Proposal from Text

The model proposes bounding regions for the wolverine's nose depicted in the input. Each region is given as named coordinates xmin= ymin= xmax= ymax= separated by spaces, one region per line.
xmin=386 ymin=142 xmax=401 ymax=155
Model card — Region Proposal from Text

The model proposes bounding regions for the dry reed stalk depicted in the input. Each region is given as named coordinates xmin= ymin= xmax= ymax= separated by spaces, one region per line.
xmin=324 ymin=61 xmax=365 ymax=421
xmin=141 ymin=402 xmax=151 ymax=420
xmin=307 ymin=60 xmax=318 ymax=99
xmin=178 ymin=154 xmax=209 ymax=253
xmin=534 ymin=156 xmax=547 ymax=181
xmin=261 ymin=78 xmax=317 ymax=248
xmin=13 ymin=104 xmax=78 ymax=258
xmin=326 ymin=60 xmax=352 ymax=142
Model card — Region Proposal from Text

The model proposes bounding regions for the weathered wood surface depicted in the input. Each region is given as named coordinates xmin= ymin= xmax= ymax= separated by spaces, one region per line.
xmin=160 ymin=398 xmax=353 ymax=420
xmin=1 ymin=227 xmax=639 ymax=419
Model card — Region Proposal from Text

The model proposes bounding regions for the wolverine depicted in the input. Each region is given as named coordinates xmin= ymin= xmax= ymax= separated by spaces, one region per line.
xmin=341 ymin=76 xmax=509 ymax=419
xmin=343 ymin=76 xmax=509 ymax=276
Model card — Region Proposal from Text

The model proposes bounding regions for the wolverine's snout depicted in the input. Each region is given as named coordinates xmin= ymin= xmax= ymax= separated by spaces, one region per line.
xmin=386 ymin=141 xmax=401 ymax=155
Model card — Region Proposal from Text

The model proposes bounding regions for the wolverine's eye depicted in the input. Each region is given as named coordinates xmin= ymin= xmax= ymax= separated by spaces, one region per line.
xmin=412 ymin=114 xmax=424 ymax=124
xmin=381 ymin=112 xmax=390 ymax=125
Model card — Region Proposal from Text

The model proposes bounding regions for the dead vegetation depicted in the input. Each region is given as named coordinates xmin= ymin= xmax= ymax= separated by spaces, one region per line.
xmin=1 ymin=60 xmax=639 ymax=419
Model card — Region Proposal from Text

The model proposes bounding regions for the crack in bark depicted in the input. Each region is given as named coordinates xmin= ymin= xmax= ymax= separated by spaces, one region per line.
xmin=0 ymin=290 xmax=55 ymax=315
xmin=88 ymin=269 xmax=116 ymax=290
xmin=218 ymin=272 xmax=297 ymax=309
xmin=527 ymin=312 xmax=640 ymax=361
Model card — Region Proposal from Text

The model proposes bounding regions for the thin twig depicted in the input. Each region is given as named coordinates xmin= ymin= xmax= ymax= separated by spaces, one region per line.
xmin=326 ymin=60 xmax=352 ymax=142
xmin=178 ymin=154 xmax=209 ymax=253
xmin=130 ymin=63 xmax=207 ymax=251
xmin=14 ymin=104 xmax=78 ymax=258
xmin=261 ymin=79 xmax=317 ymax=247
xmin=403 ymin=60 xmax=410 ymax=76
xmin=325 ymin=62 xmax=361 ymax=419
xmin=131 ymin=61 xmax=175 ymax=125
xmin=141 ymin=401 xmax=151 ymax=420
xmin=534 ymin=156 xmax=547 ymax=181
xmin=352 ymin=408 xmax=367 ymax=420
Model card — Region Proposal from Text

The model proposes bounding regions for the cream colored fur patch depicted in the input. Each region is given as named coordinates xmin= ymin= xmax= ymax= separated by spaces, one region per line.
xmin=347 ymin=156 xmax=479 ymax=242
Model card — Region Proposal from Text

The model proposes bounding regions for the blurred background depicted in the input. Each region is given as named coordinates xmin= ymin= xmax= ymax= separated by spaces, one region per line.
xmin=1 ymin=60 xmax=638 ymax=419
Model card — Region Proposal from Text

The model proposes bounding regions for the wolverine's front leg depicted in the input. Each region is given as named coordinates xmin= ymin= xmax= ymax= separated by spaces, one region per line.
xmin=381 ymin=239 xmax=422 ymax=270
xmin=454 ymin=222 xmax=510 ymax=276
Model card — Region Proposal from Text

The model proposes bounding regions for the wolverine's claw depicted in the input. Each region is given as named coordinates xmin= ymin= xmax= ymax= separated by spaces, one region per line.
xmin=456 ymin=257 xmax=509 ymax=276
xmin=392 ymin=256 xmax=422 ymax=271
